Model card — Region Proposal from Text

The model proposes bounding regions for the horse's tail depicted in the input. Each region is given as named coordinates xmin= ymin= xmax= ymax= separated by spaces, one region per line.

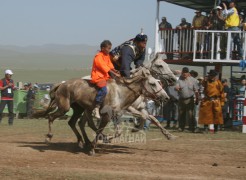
xmin=32 ymin=83 xmax=62 ymax=118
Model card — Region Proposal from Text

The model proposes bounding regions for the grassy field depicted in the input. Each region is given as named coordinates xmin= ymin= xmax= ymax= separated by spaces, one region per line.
xmin=0 ymin=68 xmax=91 ymax=83
xmin=0 ymin=118 xmax=245 ymax=179
xmin=1 ymin=64 xmax=240 ymax=85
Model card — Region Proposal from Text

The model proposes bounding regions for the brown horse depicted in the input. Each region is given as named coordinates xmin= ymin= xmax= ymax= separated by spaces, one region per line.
xmin=39 ymin=68 xmax=169 ymax=154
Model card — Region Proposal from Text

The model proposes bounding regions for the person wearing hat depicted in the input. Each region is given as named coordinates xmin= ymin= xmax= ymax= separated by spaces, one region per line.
xmin=198 ymin=70 xmax=225 ymax=133
xmin=22 ymin=83 xmax=29 ymax=91
xmin=110 ymin=32 xmax=148 ymax=78
xmin=239 ymin=11 xmax=246 ymax=31
xmin=192 ymin=10 xmax=206 ymax=28
xmin=25 ymin=83 xmax=39 ymax=118
xmin=40 ymin=94 xmax=50 ymax=109
xmin=46 ymin=85 xmax=51 ymax=92
xmin=222 ymin=1 xmax=243 ymax=59
xmin=159 ymin=17 xmax=172 ymax=30
xmin=176 ymin=18 xmax=191 ymax=29
xmin=0 ymin=69 xmax=15 ymax=125
xmin=176 ymin=18 xmax=192 ymax=59
xmin=175 ymin=67 xmax=199 ymax=132
xmin=159 ymin=17 xmax=173 ymax=60
xmin=208 ymin=7 xmax=225 ymax=30
xmin=189 ymin=70 xmax=198 ymax=78
xmin=192 ymin=10 xmax=207 ymax=58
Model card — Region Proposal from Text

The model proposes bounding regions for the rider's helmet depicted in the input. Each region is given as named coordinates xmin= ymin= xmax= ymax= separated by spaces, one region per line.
xmin=134 ymin=33 xmax=148 ymax=42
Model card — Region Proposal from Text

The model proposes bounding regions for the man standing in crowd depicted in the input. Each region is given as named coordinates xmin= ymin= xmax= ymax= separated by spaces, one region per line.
xmin=192 ymin=10 xmax=207 ymax=29
xmin=221 ymin=79 xmax=230 ymax=128
xmin=235 ymin=78 xmax=246 ymax=121
xmin=0 ymin=70 xmax=15 ymax=125
xmin=175 ymin=67 xmax=199 ymax=132
xmin=40 ymin=94 xmax=50 ymax=109
xmin=110 ymin=33 xmax=147 ymax=78
xmin=194 ymin=76 xmax=205 ymax=132
xmin=26 ymin=83 xmax=38 ymax=118
xmin=176 ymin=18 xmax=192 ymax=59
xmin=222 ymin=0 xmax=242 ymax=59
xmin=199 ymin=70 xmax=225 ymax=133
xmin=159 ymin=17 xmax=173 ymax=60
xmin=164 ymin=79 xmax=179 ymax=129
xmin=192 ymin=10 xmax=207 ymax=58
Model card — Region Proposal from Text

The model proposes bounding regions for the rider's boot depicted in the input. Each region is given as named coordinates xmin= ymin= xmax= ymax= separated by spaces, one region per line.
xmin=92 ymin=105 xmax=101 ymax=119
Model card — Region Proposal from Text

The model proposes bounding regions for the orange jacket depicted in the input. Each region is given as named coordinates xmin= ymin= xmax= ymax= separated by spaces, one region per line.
xmin=91 ymin=51 xmax=114 ymax=84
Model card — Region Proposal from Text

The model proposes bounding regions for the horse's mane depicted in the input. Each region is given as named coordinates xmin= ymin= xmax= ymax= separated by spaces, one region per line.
xmin=115 ymin=68 xmax=149 ymax=85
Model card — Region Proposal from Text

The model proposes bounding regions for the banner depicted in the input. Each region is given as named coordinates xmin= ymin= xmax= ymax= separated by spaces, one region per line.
xmin=1 ymin=90 xmax=73 ymax=117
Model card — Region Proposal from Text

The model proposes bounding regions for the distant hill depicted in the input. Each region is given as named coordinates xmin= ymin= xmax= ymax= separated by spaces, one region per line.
xmin=0 ymin=44 xmax=99 ymax=55
xmin=0 ymin=44 xmax=98 ymax=70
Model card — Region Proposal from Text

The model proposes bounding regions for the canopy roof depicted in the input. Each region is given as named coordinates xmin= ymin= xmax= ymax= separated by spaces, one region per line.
xmin=159 ymin=0 xmax=246 ymax=12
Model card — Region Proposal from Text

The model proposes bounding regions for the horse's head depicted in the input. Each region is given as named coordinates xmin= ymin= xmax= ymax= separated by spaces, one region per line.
xmin=141 ymin=75 xmax=169 ymax=103
xmin=148 ymin=54 xmax=177 ymax=87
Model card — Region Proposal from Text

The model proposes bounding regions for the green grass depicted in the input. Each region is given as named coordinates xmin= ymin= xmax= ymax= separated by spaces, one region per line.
xmin=1 ymin=118 xmax=245 ymax=142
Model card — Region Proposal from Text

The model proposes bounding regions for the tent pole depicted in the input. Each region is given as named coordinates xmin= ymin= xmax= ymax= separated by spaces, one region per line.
xmin=154 ymin=0 xmax=160 ymax=54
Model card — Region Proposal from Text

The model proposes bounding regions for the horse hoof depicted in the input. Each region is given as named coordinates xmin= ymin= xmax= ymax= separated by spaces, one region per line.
xmin=78 ymin=141 xmax=84 ymax=149
xmin=131 ymin=128 xmax=143 ymax=133
xmin=89 ymin=149 xmax=95 ymax=156
xmin=46 ymin=133 xmax=53 ymax=139
xmin=45 ymin=137 xmax=51 ymax=143
xmin=45 ymin=134 xmax=53 ymax=143
xmin=168 ymin=135 xmax=177 ymax=140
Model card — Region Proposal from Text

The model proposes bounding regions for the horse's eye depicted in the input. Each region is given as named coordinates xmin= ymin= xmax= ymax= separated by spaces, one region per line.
xmin=157 ymin=65 xmax=163 ymax=68
xmin=150 ymin=83 xmax=156 ymax=86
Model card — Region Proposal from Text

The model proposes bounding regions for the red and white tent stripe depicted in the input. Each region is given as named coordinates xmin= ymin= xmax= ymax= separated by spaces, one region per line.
xmin=243 ymin=90 xmax=246 ymax=133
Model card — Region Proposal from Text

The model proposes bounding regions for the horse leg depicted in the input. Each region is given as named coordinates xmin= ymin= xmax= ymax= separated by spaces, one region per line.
xmin=45 ymin=97 xmax=70 ymax=142
xmin=89 ymin=113 xmax=110 ymax=155
xmin=127 ymin=106 xmax=147 ymax=132
xmin=78 ymin=110 xmax=92 ymax=149
xmin=148 ymin=114 xmax=176 ymax=140
xmin=45 ymin=109 xmax=67 ymax=142
xmin=68 ymin=104 xmax=84 ymax=148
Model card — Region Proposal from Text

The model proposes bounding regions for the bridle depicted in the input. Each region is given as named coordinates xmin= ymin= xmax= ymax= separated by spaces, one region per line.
xmin=140 ymin=80 xmax=164 ymax=102
xmin=121 ymin=74 xmax=164 ymax=102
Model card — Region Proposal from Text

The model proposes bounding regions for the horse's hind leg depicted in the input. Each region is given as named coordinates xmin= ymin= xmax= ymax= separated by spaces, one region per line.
xmin=78 ymin=110 xmax=92 ymax=149
xmin=45 ymin=109 xmax=67 ymax=142
xmin=69 ymin=104 xmax=84 ymax=148
xmin=45 ymin=99 xmax=70 ymax=142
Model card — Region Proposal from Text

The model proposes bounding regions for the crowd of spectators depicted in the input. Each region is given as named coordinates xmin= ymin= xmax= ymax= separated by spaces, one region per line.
xmin=0 ymin=70 xmax=51 ymax=124
xmin=159 ymin=0 xmax=246 ymax=60
xmin=144 ymin=68 xmax=245 ymax=134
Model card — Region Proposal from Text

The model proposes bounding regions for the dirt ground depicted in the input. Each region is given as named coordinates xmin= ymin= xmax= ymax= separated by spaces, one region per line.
xmin=0 ymin=118 xmax=246 ymax=180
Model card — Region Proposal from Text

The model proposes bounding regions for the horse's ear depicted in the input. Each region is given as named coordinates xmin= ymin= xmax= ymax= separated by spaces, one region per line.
xmin=151 ymin=53 xmax=165 ymax=64
xmin=141 ymin=68 xmax=151 ymax=77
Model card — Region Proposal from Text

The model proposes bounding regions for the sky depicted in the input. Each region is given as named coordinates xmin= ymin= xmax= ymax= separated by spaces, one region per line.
xmin=0 ymin=0 xmax=195 ymax=49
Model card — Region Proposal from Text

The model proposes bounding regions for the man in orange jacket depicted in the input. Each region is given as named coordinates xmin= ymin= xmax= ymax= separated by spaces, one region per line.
xmin=91 ymin=40 xmax=120 ymax=119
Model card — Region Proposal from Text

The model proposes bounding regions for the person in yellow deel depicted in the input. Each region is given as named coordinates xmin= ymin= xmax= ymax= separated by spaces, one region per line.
xmin=198 ymin=70 xmax=225 ymax=133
